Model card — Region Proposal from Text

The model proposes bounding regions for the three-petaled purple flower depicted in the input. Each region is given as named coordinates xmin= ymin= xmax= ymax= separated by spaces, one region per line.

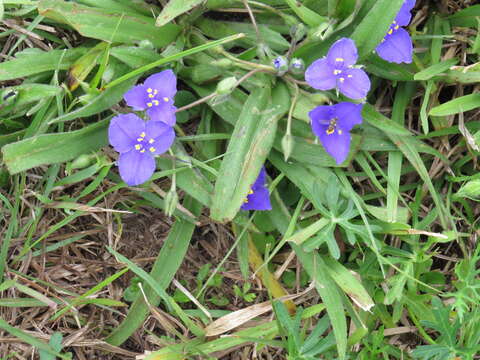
xmin=305 ymin=38 xmax=371 ymax=100
xmin=376 ymin=0 xmax=415 ymax=64
xmin=309 ymin=102 xmax=363 ymax=165
xmin=108 ymin=113 xmax=175 ymax=186
xmin=241 ymin=167 xmax=272 ymax=211
xmin=124 ymin=69 xmax=177 ymax=126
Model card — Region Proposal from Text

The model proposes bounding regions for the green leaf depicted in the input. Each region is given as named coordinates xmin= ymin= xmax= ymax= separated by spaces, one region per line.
xmin=455 ymin=179 xmax=480 ymax=201
xmin=156 ymin=0 xmax=204 ymax=26
xmin=39 ymin=332 xmax=63 ymax=360
xmin=2 ymin=118 xmax=108 ymax=174
xmin=0 ymin=84 xmax=62 ymax=117
xmin=284 ymin=0 xmax=326 ymax=27
xmin=210 ymin=82 xmax=290 ymax=222
xmin=414 ymin=58 xmax=458 ymax=81
xmin=429 ymin=93 xmax=480 ymax=117
xmin=350 ymin=0 xmax=404 ymax=59
xmin=38 ymin=0 xmax=180 ymax=48
xmin=0 ymin=48 xmax=87 ymax=81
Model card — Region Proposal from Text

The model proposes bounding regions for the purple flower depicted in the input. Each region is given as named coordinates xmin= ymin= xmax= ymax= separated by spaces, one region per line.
xmin=376 ymin=0 xmax=415 ymax=63
xmin=309 ymin=102 xmax=363 ymax=165
xmin=123 ymin=69 xmax=177 ymax=126
xmin=241 ymin=167 xmax=272 ymax=211
xmin=108 ymin=113 xmax=175 ymax=186
xmin=305 ymin=38 xmax=371 ymax=100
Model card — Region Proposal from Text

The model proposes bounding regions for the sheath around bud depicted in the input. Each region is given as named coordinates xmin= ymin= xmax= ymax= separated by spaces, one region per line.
xmin=216 ymin=77 xmax=237 ymax=95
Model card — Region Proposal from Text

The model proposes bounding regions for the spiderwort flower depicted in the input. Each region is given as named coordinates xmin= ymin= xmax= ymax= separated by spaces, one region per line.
xmin=273 ymin=56 xmax=289 ymax=75
xmin=108 ymin=113 xmax=175 ymax=186
xmin=309 ymin=102 xmax=363 ymax=165
xmin=305 ymin=38 xmax=371 ymax=100
xmin=123 ymin=69 xmax=177 ymax=126
xmin=376 ymin=0 xmax=415 ymax=63
xmin=241 ymin=167 xmax=272 ymax=211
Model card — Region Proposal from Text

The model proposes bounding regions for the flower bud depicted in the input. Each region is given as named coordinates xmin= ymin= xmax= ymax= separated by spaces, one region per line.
xmin=215 ymin=76 xmax=237 ymax=95
xmin=281 ymin=134 xmax=294 ymax=161
xmin=273 ymin=56 xmax=288 ymax=76
xmin=290 ymin=23 xmax=307 ymax=42
xmin=165 ymin=188 xmax=179 ymax=217
xmin=289 ymin=58 xmax=305 ymax=75
xmin=70 ymin=154 xmax=96 ymax=170
xmin=256 ymin=43 xmax=272 ymax=60
xmin=212 ymin=58 xmax=233 ymax=68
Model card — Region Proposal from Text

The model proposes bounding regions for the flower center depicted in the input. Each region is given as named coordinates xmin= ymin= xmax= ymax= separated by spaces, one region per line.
xmin=243 ymin=189 xmax=254 ymax=203
xmin=135 ymin=132 xmax=156 ymax=153
xmin=383 ymin=21 xmax=400 ymax=41
xmin=146 ymin=87 xmax=170 ymax=107
xmin=326 ymin=117 xmax=343 ymax=136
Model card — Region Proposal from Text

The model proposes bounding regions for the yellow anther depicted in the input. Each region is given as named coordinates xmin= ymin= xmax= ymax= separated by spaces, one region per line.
xmin=339 ymin=77 xmax=345 ymax=83
xmin=335 ymin=57 xmax=344 ymax=62
xmin=163 ymin=97 xmax=169 ymax=102
xmin=148 ymin=94 xmax=154 ymax=98
xmin=393 ymin=20 xmax=396 ymax=24
xmin=333 ymin=69 xmax=342 ymax=75
xmin=149 ymin=147 xmax=156 ymax=153
xmin=153 ymin=100 xmax=159 ymax=106
xmin=137 ymin=137 xmax=144 ymax=142
xmin=135 ymin=144 xmax=142 ymax=150
xmin=153 ymin=89 xmax=158 ymax=95
xmin=338 ymin=129 xmax=343 ymax=135
xmin=140 ymin=149 xmax=146 ymax=153
xmin=347 ymin=74 xmax=353 ymax=78
xmin=140 ymin=132 xmax=146 ymax=137
xmin=326 ymin=128 xmax=335 ymax=135
xmin=147 ymin=102 xmax=153 ymax=107
xmin=388 ymin=29 xmax=393 ymax=35
xmin=394 ymin=25 xmax=399 ymax=30
xmin=249 ymin=189 xmax=254 ymax=195
xmin=147 ymin=88 xmax=153 ymax=93
xmin=149 ymin=138 xmax=155 ymax=144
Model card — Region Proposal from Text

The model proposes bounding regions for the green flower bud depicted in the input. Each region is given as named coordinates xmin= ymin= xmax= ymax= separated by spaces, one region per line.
xmin=70 ymin=154 xmax=96 ymax=170
xmin=281 ymin=134 xmax=294 ymax=161
xmin=290 ymin=23 xmax=307 ymax=42
xmin=215 ymin=77 xmax=237 ymax=95
xmin=289 ymin=58 xmax=305 ymax=75
xmin=212 ymin=58 xmax=233 ymax=68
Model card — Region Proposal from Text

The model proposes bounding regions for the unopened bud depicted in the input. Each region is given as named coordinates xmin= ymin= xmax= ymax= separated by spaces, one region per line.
xmin=281 ymin=134 xmax=294 ymax=161
xmin=70 ymin=154 xmax=96 ymax=170
xmin=212 ymin=58 xmax=233 ymax=68
xmin=289 ymin=58 xmax=305 ymax=75
xmin=256 ymin=43 xmax=272 ymax=60
xmin=215 ymin=76 xmax=237 ymax=95
xmin=165 ymin=188 xmax=179 ymax=217
xmin=290 ymin=23 xmax=307 ymax=42
xmin=273 ymin=56 xmax=288 ymax=76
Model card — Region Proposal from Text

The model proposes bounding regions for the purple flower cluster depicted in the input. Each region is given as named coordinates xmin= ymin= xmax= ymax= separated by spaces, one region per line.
xmin=108 ymin=70 xmax=177 ymax=186
xmin=305 ymin=1 xmax=414 ymax=165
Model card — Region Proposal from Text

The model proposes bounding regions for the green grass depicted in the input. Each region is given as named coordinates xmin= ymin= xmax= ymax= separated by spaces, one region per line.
xmin=1 ymin=0 xmax=480 ymax=359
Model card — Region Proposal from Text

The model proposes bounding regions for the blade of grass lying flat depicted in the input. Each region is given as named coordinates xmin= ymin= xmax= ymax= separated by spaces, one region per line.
xmin=0 ymin=317 xmax=70 ymax=359
xmin=429 ymin=93 xmax=480 ymax=116
xmin=106 ymin=196 xmax=202 ymax=346
xmin=350 ymin=0 xmax=404 ymax=59
xmin=2 ymin=118 xmax=109 ymax=174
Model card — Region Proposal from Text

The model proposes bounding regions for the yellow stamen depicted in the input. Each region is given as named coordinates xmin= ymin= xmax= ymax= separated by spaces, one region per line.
xmin=153 ymin=100 xmax=159 ymax=106
xmin=249 ymin=189 xmax=254 ymax=195
xmin=137 ymin=137 xmax=144 ymax=142
xmin=149 ymin=147 xmax=156 ymax=153
xmin=149 ymin=138 xmax=155 ymax=144
xmin=140 ymin=132 xmax=146 ymax=137
xmin=388 ymin=29 xmax=393 ymax=35
xmin=147 ymin=88 xmax=152 ymax=93
xmin=153 ymin=89 xmax=158 ymax=95
xmin=333 ymin=69 xmax=342 ymax=75
xmin=135 ymin=144 xmax=142 ymax=150
xmin=148 ymin=94 xmax=154 ymax=98
xmin=339 ymin=77 xmax=345 ymax=83
xmin=163 ymin=97 xmax=169 ymax=102
xmin=347 ymin=74 xmax=353 ymax=78
xmin=140 ymin=149 xmax=146 ymax=153
xmin=338 ymin=129 xmax=343 ymax=135
xmin=394 ymin=25 xmax=399 ymax=30
xmin=335 ymin=57 xmax=344 ymax=62
xmin=147 ymin=102 xmax=153 ymax=107
xmin=326 ymin=128 xmax=335 ymax=135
